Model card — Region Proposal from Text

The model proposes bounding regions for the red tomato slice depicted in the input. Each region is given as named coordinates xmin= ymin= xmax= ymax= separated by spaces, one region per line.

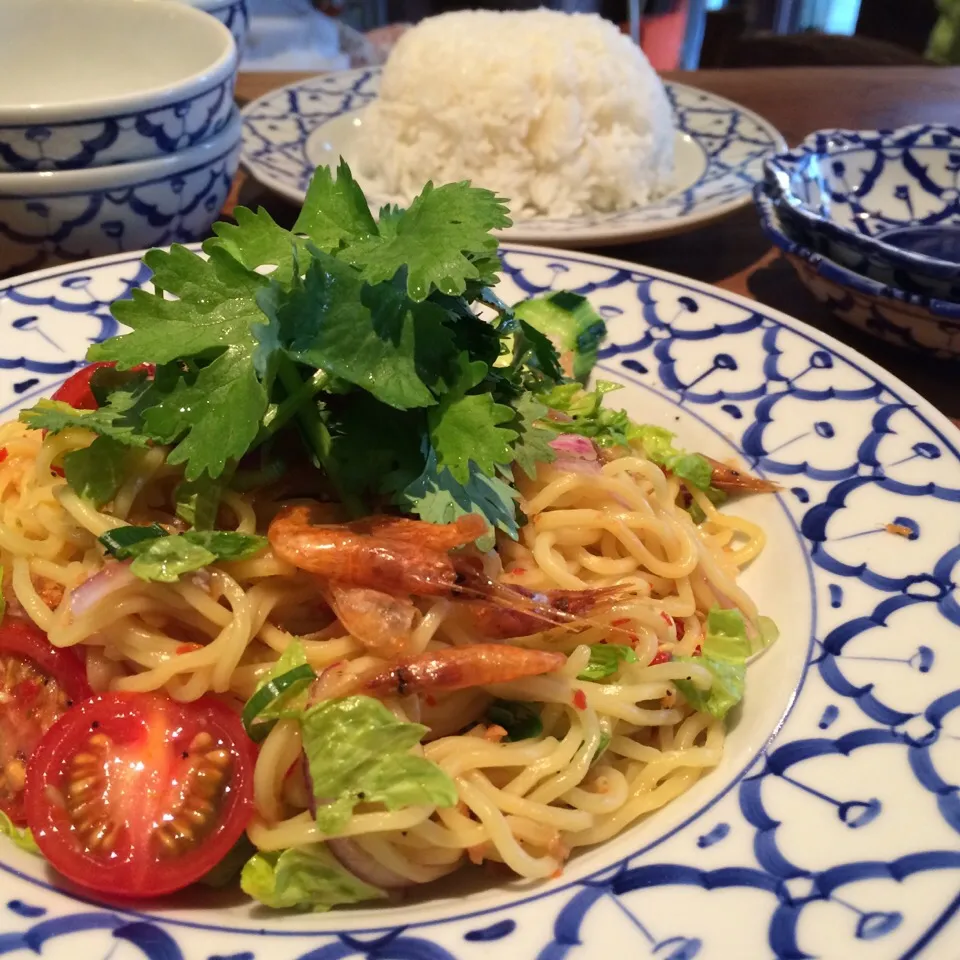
xmin=50 ymin=362 xmax=117 ymax=411
xmin=50 ymin=361 xmax=154 ymax=411
xmin=25 ymin=692 xmax=255 ymax=898
xmin=0 ymin=618 xmax=91 ymax=825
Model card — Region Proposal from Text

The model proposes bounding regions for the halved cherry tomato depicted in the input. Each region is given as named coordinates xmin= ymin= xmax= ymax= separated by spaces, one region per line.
xmin=25 ymin=692 xmax=254 ymax=898
xmin=50 ymin=361 xmax=154 ymax=412
xmin=0 ymin=618 xmax=91 ymax=825
xmin=50 ymin=362 xmax=117 ymax=411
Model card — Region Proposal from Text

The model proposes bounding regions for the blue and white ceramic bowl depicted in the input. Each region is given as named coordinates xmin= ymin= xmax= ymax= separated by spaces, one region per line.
xmin=764 ymin=125 xmax=960 ymax=303
xmin=173 ymin=0 xmax=250 ymax=54
xmin=755 ymin=185 xmax=960 ymax=358
xmin=0 ymin=0 xmax=237 ymax=173
xmin=0 ymin=110 xmax=242 ymax=276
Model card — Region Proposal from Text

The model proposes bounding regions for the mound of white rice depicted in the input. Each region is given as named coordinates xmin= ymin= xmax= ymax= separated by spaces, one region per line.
xmin=356 ymin=9 xmax=675 ymax=220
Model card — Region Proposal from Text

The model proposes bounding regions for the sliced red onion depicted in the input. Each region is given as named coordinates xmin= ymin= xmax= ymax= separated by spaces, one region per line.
xmin=68 ymin=562 xmax=137 ymax=617
xmin=552 ymin=458 xmax=602 ymax=476
xmin=327 ymin=838 xmax=413 ymax=889
xmin=550 ymin=434 xmax=598 ymax=460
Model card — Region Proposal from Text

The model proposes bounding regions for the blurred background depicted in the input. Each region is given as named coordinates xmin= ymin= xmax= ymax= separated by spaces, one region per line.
xmin=254 ymin=0 xmax=946 ymax=73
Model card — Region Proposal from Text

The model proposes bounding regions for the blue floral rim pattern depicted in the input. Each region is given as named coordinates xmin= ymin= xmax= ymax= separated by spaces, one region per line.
xmin=2 ymin=244 xmax=960 ymax=958
xmin=0 ymin=78 xmax=237 ymax=174
xmin=239 ymin=68 xmax=785 ymax=245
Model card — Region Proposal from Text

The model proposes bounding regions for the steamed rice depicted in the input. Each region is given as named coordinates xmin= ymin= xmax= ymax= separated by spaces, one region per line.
xmin=356 ymin=9 xmax=675 ymax=220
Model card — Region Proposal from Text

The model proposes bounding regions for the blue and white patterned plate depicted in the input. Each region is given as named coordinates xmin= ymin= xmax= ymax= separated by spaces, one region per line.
xmin=240 ymin=69 xmax=785 ymax=247
xmin=2 ymin=245 xmax=960 ymax=959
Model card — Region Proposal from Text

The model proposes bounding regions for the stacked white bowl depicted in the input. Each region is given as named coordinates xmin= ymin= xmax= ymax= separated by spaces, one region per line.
xmin=0 ymin=0 xmax=242 ymax=276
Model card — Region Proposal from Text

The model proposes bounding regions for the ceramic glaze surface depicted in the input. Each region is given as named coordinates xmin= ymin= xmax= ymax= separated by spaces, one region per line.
xmin=755 ymin=185 xmax=960 ymax=358
xmin=1 ymin=243 xmax=959 ymax=958
xmin=765 ymin=126 xmax=960 ymax=302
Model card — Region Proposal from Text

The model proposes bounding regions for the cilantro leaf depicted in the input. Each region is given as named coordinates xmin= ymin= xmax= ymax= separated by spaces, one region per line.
xmin=511 ymin=394 xmax=557 ymax=479
xmin=323 ymin=393 xmax=425 ymax=496
xmin=343 ymin=181 xmax=511 ymax=301
xmin=89 ymin=246 xmax=272 ymax=480
xmin=174 ymin=474 xmax=223 ymax=530
xmin=397 ymin=448 xmax=518 ymax=550
xmin=205 ymin=206 xmax=308 ymax=285
xmin=97 ymin=246 xmax=269 ymax=367
xmin=259 ymin=253 xmax=457 ymax=410
xmin=577 ymin=643 xmax=637 ymax=681
xmin=124 ymin=530 xmax=268 ymax=582
xmin=19 ymin=393 xmax=150 ymax=448
xmin=294 ymin=159 xmax=378 ymax=252
xmin=429 ymin=355 xmax=518 ymax=483
xmin=63 ymin=436 xmax=134 ymax=507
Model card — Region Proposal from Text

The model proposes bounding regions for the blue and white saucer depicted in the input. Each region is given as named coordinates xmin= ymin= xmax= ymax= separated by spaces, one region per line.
xmin=239 ymin=69 xmax=784 ymax=247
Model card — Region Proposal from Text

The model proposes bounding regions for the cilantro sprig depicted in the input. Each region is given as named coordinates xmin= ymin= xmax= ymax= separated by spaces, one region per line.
xmin=19 ymin=161 xmax=611 ymax=539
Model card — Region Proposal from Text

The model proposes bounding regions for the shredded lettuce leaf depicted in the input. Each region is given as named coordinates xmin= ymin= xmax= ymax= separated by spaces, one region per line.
xmin=0 ymin=810 xmax=39 ymax=855
xmin=300 ymin=696 xmax=458 ymax=835
xmin=536 ymin=381 xmax=631 ymax=446
xmin=673 ymin=608 xmax=750 ymax=720
xmin=240 ymin=844 xmax=385 ymax=912
xmin=626 ymin=424 xmax=712 ymax=490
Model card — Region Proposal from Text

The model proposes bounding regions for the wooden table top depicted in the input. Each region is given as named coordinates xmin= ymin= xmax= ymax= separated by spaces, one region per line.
xmin=233 ymin=66 xmax=960 ymax=421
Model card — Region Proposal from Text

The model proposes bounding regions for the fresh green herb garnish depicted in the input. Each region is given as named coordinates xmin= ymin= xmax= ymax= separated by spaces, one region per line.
xmin=98 ymin=526 xmax=267 ymax=581
xmin=485 ymin=699 xmax=543 ymax=741
xmin=577 ymin=643 xmax=638 ymax=681
xmin=20 ymin=161 xmax=580 ymax=538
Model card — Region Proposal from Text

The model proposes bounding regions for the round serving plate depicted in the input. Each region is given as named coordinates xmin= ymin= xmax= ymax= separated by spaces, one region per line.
xmin=1 ymin=244 xmax=959 ymax=958
xmin=239 ymin=68 xmax=785 ymax=248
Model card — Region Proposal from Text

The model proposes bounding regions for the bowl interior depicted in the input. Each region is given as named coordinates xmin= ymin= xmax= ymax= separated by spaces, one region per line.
xmin=789 ymin=147 xmax=960 ymax=244
xmin=0 ymin=0 xmax=233 ymax=114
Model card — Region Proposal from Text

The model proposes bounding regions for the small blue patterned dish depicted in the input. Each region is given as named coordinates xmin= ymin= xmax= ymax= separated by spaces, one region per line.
xmin=0 ymin=0 xmax=238 ymax=173
xmin=0 ymin=110 xmax=242 ymax=277
xmin=764 ymin=125 xmax=960 ymax=303
xmin=755 ymin=184 xmax=960 ymax=358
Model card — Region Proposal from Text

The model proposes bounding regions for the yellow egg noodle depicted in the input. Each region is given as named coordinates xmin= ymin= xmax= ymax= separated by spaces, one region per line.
xmin=0 ymin=418 xmax=765 ymax=883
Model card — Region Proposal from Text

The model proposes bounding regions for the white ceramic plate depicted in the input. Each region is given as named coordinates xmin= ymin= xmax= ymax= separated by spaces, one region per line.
xmin=239 ymin=68 xmax=785 ymax=247
xmin=2 ymin=244 xmax=960 ymax=958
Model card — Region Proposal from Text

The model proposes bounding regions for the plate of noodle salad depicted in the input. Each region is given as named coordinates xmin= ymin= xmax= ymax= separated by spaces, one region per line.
xmin=0 ymin=164 xmax=959 ymax=960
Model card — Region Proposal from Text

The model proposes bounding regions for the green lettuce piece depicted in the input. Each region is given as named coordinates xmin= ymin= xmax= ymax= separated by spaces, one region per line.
xmin=300 ymin=696 xmax=458 ymax=835
xmin=536 ymin=381 xmax=632 ymax=447
xmin=627 ymin=424 xmax=712 ymax=490
xmin=758 ymin=615 xmax=780 ymax=650
xmin=0 ymin=810 xmax=39 ymax=855
xmin=485 ymin=699 xmax=542 ymax=742
xmin=577 ymin=643 xmax=638 ymax=681
xmin=673 ymin=607 xmax=751 ymax=720
xmin=513 ymin=290 xmax=607 ymax=382
xmin=240 ymin=844 xmax=385 ymax=912
xmin=247 ymin=640 xmax=314 ymax=726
